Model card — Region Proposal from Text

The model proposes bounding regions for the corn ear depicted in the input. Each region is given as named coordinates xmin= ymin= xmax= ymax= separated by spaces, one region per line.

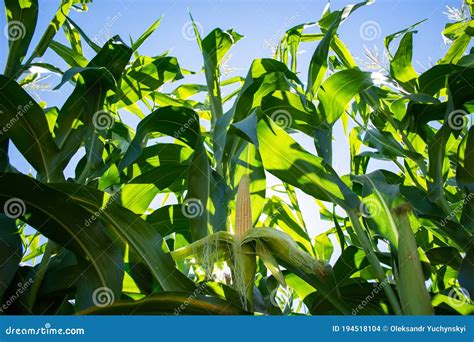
xmin=243 ymin=228 xmax=329 ymax=278
xmin=232 ymin=174 xmax=256 ymax=311
xmin=235 ymin=174 xmax=252 ymax=239
xmin=243 ymin=227 xmax=350 ymax=314
xmin=171 ymin=231 xmax=234 ymax=261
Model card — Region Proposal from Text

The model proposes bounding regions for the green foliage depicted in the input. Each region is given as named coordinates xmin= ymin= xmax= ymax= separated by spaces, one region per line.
xmin=0 ymin=0 xmax=472 ymax=316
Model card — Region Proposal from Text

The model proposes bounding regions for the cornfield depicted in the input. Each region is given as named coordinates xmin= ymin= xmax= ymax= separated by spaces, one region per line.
xmin=0 ymin=0 xmax=472 ymax=316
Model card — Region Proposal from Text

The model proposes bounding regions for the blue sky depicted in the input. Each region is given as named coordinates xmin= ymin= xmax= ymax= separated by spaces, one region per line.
xmin=1 ymin=0 xmax=460 ymax=167
xmin=0 ymin=0 xmax=464 ymax=244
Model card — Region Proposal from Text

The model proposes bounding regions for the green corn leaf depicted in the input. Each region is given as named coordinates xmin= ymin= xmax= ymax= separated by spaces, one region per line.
xmin=52 ymin=182 xmax=195 ymax=292
xmin=0 ymin=75 xmax=62 ymax=182
xmin=261 ymin=90 xmax=318 ymax=137
xmin=173 ymin=84 xmax=208 ymax=100
xmin=306 ymin=0 xmax=371 ymax=98
xmin=457 ymin=126 xmax=474 ymax=229
xmin=263 ymin=196 xmax=313 ymax=255
xmin=132 ymin=16 xmax=162 ymax=51
xmin=232 ymin=58 xmax=302 ymax=123
xmin=353 ymin=171 xmax=433 ymax=314
xmin=64 ymin=15 xmax=101 ymax=52
xmin=187 ymin=135 xmax=210 ymax=241
xmin=115 ymin=56 xmax=183 ymax=108
xmin=4 ymin=0 xmax=38 ymax=77
xmin=389 ymin=32 xmax=418 ymax=90
xmin=78 ymin=292 xmax=248 ymax=315
xmin=145 ymin=204 xmax=191 ymax=240
xmin=122 ymin=164 xmax=189 ymax=214
xmin=209 ymin=171 xmax=230 ymax=233
xmin=54 ymin=37 xmax=132 ymax=159
xmin=195 ymin=24 xmax=243 ymax=123
xmin=120 ymin=106 xmax=201 ymax=170
xmin=63 ymin=19 xmax=83 ymax=55
xmin=333 ymin=246 xmax=369 ymax=283
xmin=0 ymin=214 xmax=22 ymax=303
xmin=49 ymin=40 xmax=89 ymax=68
xmin=0 ymin=173 xmax=124 ymax=309
xmin=233 ymin=112 xmax=361 ymax=211
xmin=315 ymin=68 xmax=373 ymax=164
xmin=30 ymin=0 xmax=75 ymax=59
xmin=317 ymin=69 xmax=373 ymax=125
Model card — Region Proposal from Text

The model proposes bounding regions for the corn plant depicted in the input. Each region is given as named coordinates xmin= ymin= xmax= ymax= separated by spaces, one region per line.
xmin=0 ymin=0 xmax=472 ymax=316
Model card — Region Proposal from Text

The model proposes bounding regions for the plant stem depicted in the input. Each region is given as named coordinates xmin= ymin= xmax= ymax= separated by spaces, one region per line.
xmin=348 ymin=210 xmax=403 ymax=315
xmin=27 ymin=241 xmax=55 ymax=311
